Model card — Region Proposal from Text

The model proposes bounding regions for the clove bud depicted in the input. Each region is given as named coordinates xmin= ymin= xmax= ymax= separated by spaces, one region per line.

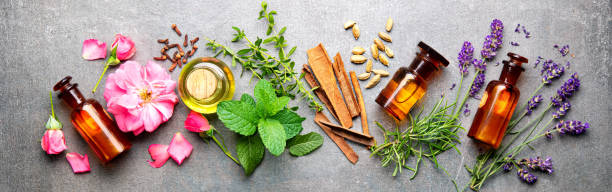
xmin=171 ymin=24 xmax=182 ymax=36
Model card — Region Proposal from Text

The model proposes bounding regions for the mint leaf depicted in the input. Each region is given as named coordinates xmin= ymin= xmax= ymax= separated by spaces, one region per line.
xmin=288 ymin=132 xmax=323 ymax=156
xmin=254 ymin=80 xmax=286 ymax=117
xmin=217 ymin=100 xmax=259 ymax=136
xmin=236 ymin=134 xmax=264 ymax=176
xmin=240 ymin=94 xmax=256 ymax=107
xmin=257 ymin=118 xmax=286 ymax=156
xmin=271 ymin=108 xmax=305 ymax=140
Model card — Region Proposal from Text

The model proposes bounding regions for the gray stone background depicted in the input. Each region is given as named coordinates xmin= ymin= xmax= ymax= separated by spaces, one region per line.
xmin=1 ymin=0 xmax=610 ymax=191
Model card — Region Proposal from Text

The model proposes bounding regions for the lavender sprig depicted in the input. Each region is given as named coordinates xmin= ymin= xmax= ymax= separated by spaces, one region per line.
xmin=552 ymin=73 xmax=580 ymax=106
xmin=517 ymin=168 xmax=537 ymax=184
xmin=541 ymin=59 xmax=565 ymax=84
xmin=458 ymin=41 xmax=474 ymax=76
xmin=552 ymin=101 xmax=570 ymax=119
xmin=469 ymin=73 xmax=485 ymax=97
xmin=520 ymin=157 xmax=554 ymax=174
xmin=481 ymin=19 xmax=504 ymax=59
xmin=526 ymin=95 xmax=543 ymax=115
xmin=555 ymin=120 xmax=589 ymax=135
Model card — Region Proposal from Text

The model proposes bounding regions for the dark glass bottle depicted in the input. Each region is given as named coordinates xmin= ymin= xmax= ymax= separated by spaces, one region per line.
xmin=468 ymin=53 xmax=528 ymax=149
xmin=375 ymin=42 xmax=449 ymax=121
xmin=54 ymin=76 xmax=131 ymax=163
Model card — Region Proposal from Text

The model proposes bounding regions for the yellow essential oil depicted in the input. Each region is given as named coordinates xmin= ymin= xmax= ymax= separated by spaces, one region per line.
xmin=178 ymin=57 xmax=235 ymax=114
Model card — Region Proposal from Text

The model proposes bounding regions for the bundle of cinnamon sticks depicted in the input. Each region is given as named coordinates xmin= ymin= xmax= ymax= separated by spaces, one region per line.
xmin=304 ymin=43 xmax=375 ymax=164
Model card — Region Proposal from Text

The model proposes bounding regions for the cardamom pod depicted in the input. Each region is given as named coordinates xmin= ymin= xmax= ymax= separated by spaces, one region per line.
xmin=386 ymin=18 xmax=393 ymax=32
xmin=344 ymin=20 xmax=356 ymax=29
xmin=371 ymin=44 xmax=379 ymax=61
xmin=374 ymin=39 xmax=385 ymax=51
xmin=357 ymin=72 xmax=371 ymax=80
xmin=353 ymin=24 xmax=360 ymax=40
xmin=352 ymin=46 xmax=366 ymax=55
xmin=366 ymin=74 xmax=381 ymax=88
xmin=379 ymin=54 xmax=389 ymax=66
xmin=372 ymin=69 xmax=390 ymax=77
xmin=378 ymin=32 xmax=392 ymax=42
xmin=385 ymin=47 xmax=394 ymax=58
xmin=366 ymin=60 xmax=372 ymax=72
xmin=350 ymin=55 xmax=367 ymax=64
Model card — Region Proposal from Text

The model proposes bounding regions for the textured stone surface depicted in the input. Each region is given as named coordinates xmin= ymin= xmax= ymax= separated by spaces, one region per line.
xmin=0 ymin=0 xmax=610 ymax=191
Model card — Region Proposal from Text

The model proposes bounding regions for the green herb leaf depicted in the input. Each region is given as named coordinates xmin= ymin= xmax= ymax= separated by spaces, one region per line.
xmin=106 ymin=46 xmax=120 ymax=66
xmin=287 ymin=132 xmax=323 ymax=156
xmin=237 ymin=48 xmax=251 ymax=55
xmin=236 ymin=134 xmax=264 ymax=175
xmin=257 ymin=118 xmax=286 ymax=156
xmin=255 ymin=80 xmax=288 ymax=117
xmin=278 ymin=27 xmax=286 ymax=36
xmin=287 ymin=46 xmax=297 ymax=57
xmin=240 ymin=94 xmax=256 ymax=107
xmin=261 ymin=1 xmax=267 ymax=10
xmin=271 ymin=108 xmax=305 ymax=140
xmin=217 ymin=100 xmax=259 ymax=136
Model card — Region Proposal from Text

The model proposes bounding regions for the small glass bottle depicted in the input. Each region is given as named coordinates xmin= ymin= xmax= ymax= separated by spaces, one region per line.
xmin=375 ymin=42 xmax=449 ymax=121
xmin=468 ymin=53 xmax=528 ymax=149
xmin=178 ymin=57 xmax=235 ymax=114
xmin=54 ymin=76 xmax=131 ymax=163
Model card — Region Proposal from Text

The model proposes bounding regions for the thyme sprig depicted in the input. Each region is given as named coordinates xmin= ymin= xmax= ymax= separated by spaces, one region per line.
xmin=204 ymin=1 xmax=322 ymax=111
xmin=371 ymin=96 xmax=463 ymax=190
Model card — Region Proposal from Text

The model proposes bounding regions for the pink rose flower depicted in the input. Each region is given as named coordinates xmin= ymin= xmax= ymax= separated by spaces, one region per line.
xmin=81 ymin=39 xmax=107 ymax=60
xmin=184 ymin=110 xmax=211 ymax=133
xmin=104 ymin=61 xmax=178 ymax=135
xmin=111 ymin=34 xmax=136 ymax=61
xmin=66 ymin=152 xmax=90 ymax=173
xmin=41 ymin=129 xmax=67 ymax=155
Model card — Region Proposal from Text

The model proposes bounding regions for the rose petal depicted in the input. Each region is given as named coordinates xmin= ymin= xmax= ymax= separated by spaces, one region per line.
xmin=82 ymin=39 xmax=107 ymax=60
xmin=41 ymin=130 xmax=67 ymax=155
xmin=147 ymin=144 xmax=170 ymax=168
xmin=167 ymin=132 xmax=193 ymax=165
xmin=66 ymin=152 xmax=90 ymax=173
xmin=111 ymin=34 xmax=136 ymax=61
xmin=142 ymin=105 xmax=163 ymax=133
xmin=184 ymin=111 xmax=210 ymax=133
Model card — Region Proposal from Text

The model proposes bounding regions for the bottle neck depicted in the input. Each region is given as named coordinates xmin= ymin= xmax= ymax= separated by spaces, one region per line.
xmin=408 ymin=53 xmax=440 ymax=81
xmin=58 ymin=84 xmax=86 ymax=109
xmin=499 ymin=61 xmax=524 ymax=85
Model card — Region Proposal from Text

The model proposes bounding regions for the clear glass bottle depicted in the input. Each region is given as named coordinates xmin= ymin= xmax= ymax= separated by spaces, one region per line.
xmin=178 ymin=57 xmax=235 ymax=114
xmin=468 ymin=52 xmax=528 ymax=149
xmin=54 ymin=76 xmax=131 ymax=163
xmin=375 ymin=42 xmax=449 ymax=121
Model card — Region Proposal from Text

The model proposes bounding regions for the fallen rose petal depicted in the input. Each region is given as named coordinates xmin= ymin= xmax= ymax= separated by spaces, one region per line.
xmin=41 ymin=129 xmax=67 ymax=155
xmin=66 ymin=152 xmax=90 ymax=173
xmin=184 ymin=110 xmax=211 ymax=133
xmin=167 ymin=132 xmax=193 ymax=165
xmin=147 ymin=144 xmax=170 ymax=168
xmin=82 ymin=39 xmax=107 ymax=60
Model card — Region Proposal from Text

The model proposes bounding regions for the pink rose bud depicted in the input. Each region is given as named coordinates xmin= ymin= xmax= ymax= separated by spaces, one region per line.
xmin=41 ymin=129 xmax=67 ymax=155
xmin=111 ymin=34 xmax=136 ymax=61
xmin=184 ymin=110 xmax=211 ymax=133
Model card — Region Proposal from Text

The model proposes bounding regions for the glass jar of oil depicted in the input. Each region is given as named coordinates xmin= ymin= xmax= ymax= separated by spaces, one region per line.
xmin=178 ymin=57 xmax=235 ymax=114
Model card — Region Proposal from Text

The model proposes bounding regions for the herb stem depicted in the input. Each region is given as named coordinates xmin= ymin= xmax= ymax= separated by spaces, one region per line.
xmin=92 ymin=62 xmax=110 ymax=93
xmin=210 ymin=129 xmax=240 ymax=165
xmin=49 ymin=91 xmax=55 ymax=118
xmin=454 ymin=71 xmax=480 ymax=118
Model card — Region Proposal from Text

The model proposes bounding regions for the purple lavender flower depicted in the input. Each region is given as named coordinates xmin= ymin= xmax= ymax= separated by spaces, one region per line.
xmin=520 ymin=157 xmax=554 ymax=174
xmin=510 ymin=41 xmax=520 ymax=46
xmin=469 ymin=73 xmax=485 ymax=97
xmin=458 ymin=41 xmax=474 ymax=76
xmin=463 ymin=104 xmax=470 ymax=116
xmin=552 ymin=73 xmax=580 ymax=105
xmin=473 ymin=59 xmax=486 ymax=72
xmin=541 ymin=59 xmax=565 ymax=84
xmin=503 ymin=155 xmax=514 ymax=172
xmin=545 ymin=129 xmax=553 ymax=139
xmin=534 ymin=56 xmax=543 ymax=68
xmin=522 ymin=25 xmax=531 ymax=38
xmin=552 ymin=101 xmax=571 ymax=119
xmin=566 ymin=61 xmax=571 ymax=69
xmin=481 ymin=19 xmax=504 ymax=59
xmin=559 ymin=45 xmax=570 ymax=56
xmin=450 ymin=83 xmax=456 ymax=90
xmin=514 ymin=24 xmax=521 ymax=33
xmin=517 ymin=168 xmax=537 ymax=184
xmin=526 ymin=95 xmax=543 ymax=115
xmin=555 ymin=120 xmax=589 ymax=135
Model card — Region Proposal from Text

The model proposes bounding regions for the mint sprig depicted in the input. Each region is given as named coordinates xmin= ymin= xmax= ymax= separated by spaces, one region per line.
xmin=217 ymin=80 xmax=322 ymax=175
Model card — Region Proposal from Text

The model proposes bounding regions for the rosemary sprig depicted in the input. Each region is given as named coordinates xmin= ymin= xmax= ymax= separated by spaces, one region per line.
xmin=371 ymin=96 xmax=463 ymax=190
xmin=204 ymin=1 xmax=322 ymax=111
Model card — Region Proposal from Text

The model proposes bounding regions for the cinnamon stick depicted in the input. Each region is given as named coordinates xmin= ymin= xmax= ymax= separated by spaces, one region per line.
xmin=314 ymin=112 xmax=358 ymax=164
xmin=319 ymin=120 xmax=375 ymax=146
xmin=302 ymin=64 xmax=339 ymax=121
xmin=307 ymin=43 xmax=352 ymax=128
xmin=332 ymin=53 xmax=360 ymax=118
xmin=349 ymin=71 xmax=371 ymax=138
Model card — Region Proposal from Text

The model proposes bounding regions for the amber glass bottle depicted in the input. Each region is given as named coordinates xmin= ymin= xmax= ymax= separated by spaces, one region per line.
xmin=54 ymin=76 xmax=131 ymax=163
xmin=375 ymin=42 xmax=449 ymax=121
xmin=468 ymin=53 xmax=528 ymax=149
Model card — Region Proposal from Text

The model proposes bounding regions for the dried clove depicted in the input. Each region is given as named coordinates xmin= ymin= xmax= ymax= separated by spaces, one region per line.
xmin=157 ymin=38 xmax=169 ymax=44
xmin=153 ymin=55 xmax=166 ymax=61
xmin=168 ymin=62 xmax=177 ymax=72
xmin=171 ymin=24 xmax=182 ymax=36
xmin=167 ymin=44 xmax=178 ymax=48
xmin=177 ymin=46 xmax=184 ymax=56
xmin=190 ymin=37 xmax=199 ymax=45
xmin=183 ymin=34 xmax=188 ymax=47
xmin=189 ymin=46 xmax=198 ymax=57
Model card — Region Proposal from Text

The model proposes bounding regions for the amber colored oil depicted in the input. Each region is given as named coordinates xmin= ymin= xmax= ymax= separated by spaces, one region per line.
xmin=467 ymin=82 xmax=520 ymax=149
xmin=375 ymin=68 xmax=427 ymax=120
xmin=54 ymin=76 xmax=131 ymax=164
xmin=467 ymin=52 xmax=527 ymax=149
